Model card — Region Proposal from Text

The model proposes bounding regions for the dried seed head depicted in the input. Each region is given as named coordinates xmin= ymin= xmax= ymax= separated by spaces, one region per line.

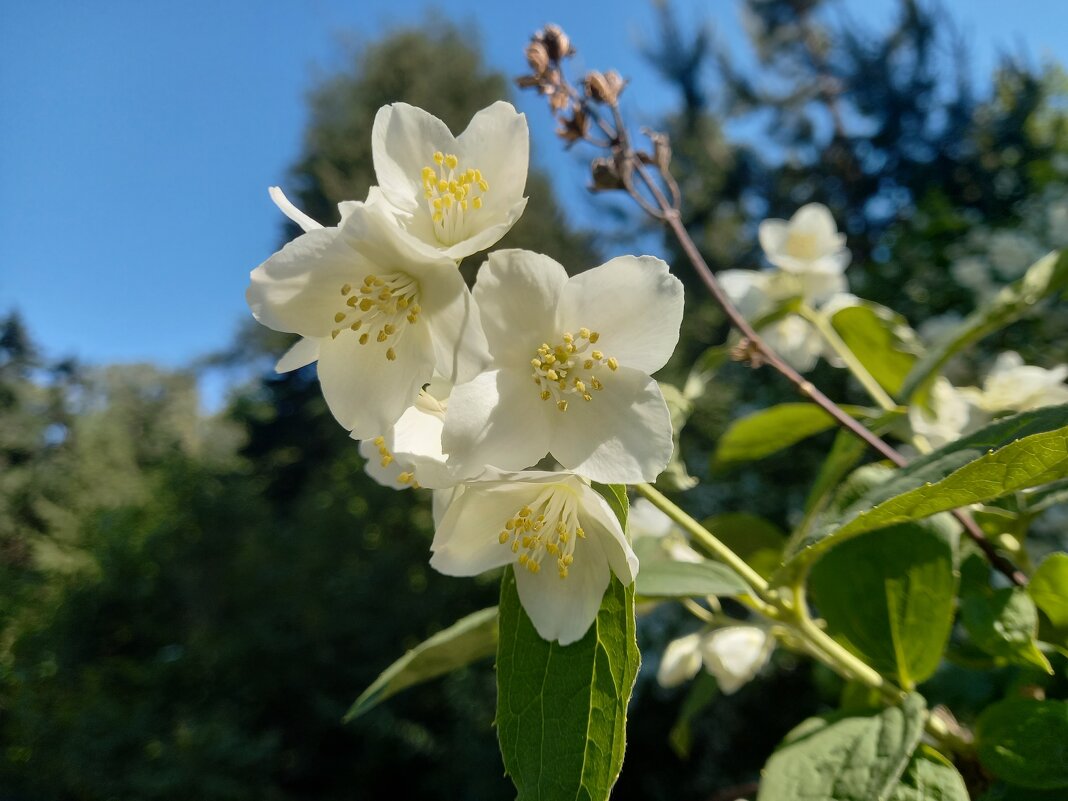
xmin=556 ymin=106 xmax=588 ymax=144
xmin=590 ymin=157 xmax=625 ymax=191
xmin=525 ymin=40 xmax=550 ymax=76
xmin=584 ymin=69 xmax=626 ymax=105
xmin=538 ymin=24 xmax=574 ymax=62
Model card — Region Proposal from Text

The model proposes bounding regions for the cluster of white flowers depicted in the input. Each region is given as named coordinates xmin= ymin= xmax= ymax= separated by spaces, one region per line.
xmin=247 ymin=102 xmax=685 ymax=644
xmin=720 ymin=203 xmax=853 ymax=371
xmin=657 ymin=625 xmax=774 ymax=693
xmin=909 ymin=351 xmax=1068 ymax=448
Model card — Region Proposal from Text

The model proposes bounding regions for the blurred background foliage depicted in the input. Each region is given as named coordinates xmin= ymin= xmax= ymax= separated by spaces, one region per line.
xmin=2 ymin=1 xmax=1066 ymax=798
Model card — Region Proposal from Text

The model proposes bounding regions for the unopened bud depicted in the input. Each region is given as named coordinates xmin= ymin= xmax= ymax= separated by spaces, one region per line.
xmin=584 ymin=69 xmax=626 ymax=105
xmin=539 ymin=24 xmax=574 ymax=62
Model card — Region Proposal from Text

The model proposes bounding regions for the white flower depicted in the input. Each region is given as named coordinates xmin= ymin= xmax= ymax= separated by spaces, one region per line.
xmin=357 ymin=379 xmax=461 ymax=491
xmin=429 ymin=471 xmax=638 ymax=645
xmin=700 ymin=626 xmax=774 ymax=694
xmin=657 ymin=632 xmax=703 ymax=688
xmin=247 ymin=189 xmax=489 ymax=438
xmin=372 ymin=101 xmax=529 ymax=261
xmin=967 ymin=351 xmax=1068 ymax=413
xmin=718 ymin=266 xmax=847 ymax=372
xmin=758 ymin=203 xmax=850 ymax=274
xmin=628 ymin=499 xmax=703 ymax=564
xmin=442 ymin=250 xmax=683 ymax=484
xmin=657 ymin=625 xmax=773 ymax=692
xmin=908 ymin=377 xmax=981 ymax=450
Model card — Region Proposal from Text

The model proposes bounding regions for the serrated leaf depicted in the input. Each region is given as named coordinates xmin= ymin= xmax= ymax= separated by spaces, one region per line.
xmin=635 ymin=557 xmax=750 ymax=598
xmin=903 ymin=250 xmax=1068 ymax=403
xmin=344 ymin=606 xmax=498 ymax=720
xmin=715 ymin=403 xmax=874 ymax=465
xmin=757 ymin=693 xmax=927 ymax=801
xmin=976 ymin=699 xmax=1068 ymax=789
xmin=809 ymin=522 xmax=958 ymax=689
xmin=496 ymin=569 xmax=640 ymax=801
xmin=789 ymin=406 xmax=1068 ymax=566
xmin=960 ymin=587 xmax=1053 ymax=673
xmin=888 ymin=746 xmax=969 ymax=801
xmin=1029 ymin=553 xmax=1068 ymax=628
xmin=831 ymin=301 xmax=924 ymax=397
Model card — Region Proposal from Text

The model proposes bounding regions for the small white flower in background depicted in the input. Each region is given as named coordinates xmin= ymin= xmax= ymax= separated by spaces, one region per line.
xmin=758 ymin=203 xmax=850 ymax=275
xmin=372 ymin=101 xmax=529 ymax=261
xmin=429 ymin=471 xmax=638 ymax=645
xmin=357 ymin=378 xmax=464 ymax=491
xmin=966 ymin=351 xmax=1068 ymax=413
xmin=907 ymin=377 xmax=979 ymax=450
xmin=628 ymin=499 xmax=703 ymax=564
xmin=246 ymin=190 xmax=489 ymax=439
xmin=657 ymin=626 xmax=773 ymax=692
xmin=442 ymin=249 xmax=683 ymax=484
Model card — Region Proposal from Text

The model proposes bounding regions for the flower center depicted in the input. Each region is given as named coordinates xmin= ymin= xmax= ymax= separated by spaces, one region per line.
xmin=421 ymin=151 xmax=489 ymax=245
xmin=369 ymin=436 xmax=420 ymax=488
xmin=785 ymin=231 xmax=822 ymax=260
xmin=497 ymin=486 xmax=586 ymax=579
xmin=330 ymin=273 xmax=421 ymax=361
xmin=530 ymin=328 xmax=617 ymax=412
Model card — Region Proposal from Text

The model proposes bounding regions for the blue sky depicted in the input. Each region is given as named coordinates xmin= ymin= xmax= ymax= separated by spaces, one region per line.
xmin=2 ymin=0 xmax=1065 ymax=400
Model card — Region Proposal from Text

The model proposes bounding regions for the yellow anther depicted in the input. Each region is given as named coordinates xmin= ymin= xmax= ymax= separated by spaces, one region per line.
xmin=584 ymin=359 xmax=594 ymax=369
xmin=433 ymin=151 xmax=444 ymax=165
xmin=364 ymin=275 xmax=376 ymax=286
xmin=563 ymin=332 xmax=574 ymax=343
xmin=359 ymin=298 xmax=374 ymax=311
xmin=372 ymin=277 xmax=384 ymax=287
xmin=331 ymin=329 xmax=340 ymax=339
xmin=607 ymin=357 xmax=619 ymax=370
xmin=359 ymin=333 xmax=369 ymax=345
xmin=557 ymin=400 xmax=568 ymax=412
xmin=397 ymin=471 xmax=414 ymax=483
xmin=531 ymin=358 xmax=542 ymax=368
xmin=499 ymin=531 xmax=510 ymax=544
xmin=347 ymin=296 xmax=359 ymax=307
xmin=472 ymin=197 xmax=483 ymax=209
xmin=518 ymin=553 xmax=528 ymax=566
xmin=591 ymin=378 xmax=603 ymax=390
xmin=518 ymin=507 xmax=532 ymax=517
xmin=397 ymin=297 xmax=409 ymax=309
xmin=383 ymin=324 xmax=396 ymax=335
xmin=589 ymin=332 xmax=600 ymax=343
xmin=350 ymin=321 xmax=361 ymax=331
xmin=512 ymin=541 xmax=520 ymax=553
xmin=386 ymin=347 xmax=396 ymax=361
xmin=574 ymin=380 xmax=586 ymax=393
xmin=341 ymin=283 xmax=351 ymax=295
xmin=578 ymin=327 xmax=590 ymax=338
xmin=444 ymin=153 xmax=459 ymax=169
xmin=373 ymin=436 xmax=385 ymax=445
xmin=380 ymin=454 xmax=393 ymax=467
xmin=540 ymin=390 xmax=551 ymax=401
xmin=576 ymin=527 xmax=586 ymax=538
xmin=591 ymin=350 xmax=603 ymax=360
xmin=546 ymin=369 xmax=558 ymax=381
xmin=376 ymin=330 xmax=388 ymax=343
xmin=334 ymin=312 xmax=346 ymax=323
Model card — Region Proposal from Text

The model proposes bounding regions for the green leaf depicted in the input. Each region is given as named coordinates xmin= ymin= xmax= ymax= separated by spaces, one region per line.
xmin=344 ymin=606 xmax=498 ymax=720
xmin=789 ymin=406 xmax=1068 ymax=565
xmin=715 ymin=403 xmax=874 ymax=466
xmin=703 ymin=512 xmax=786 ymax=578
xmin=496 ymin=570 xmax=639 ymax=801
xmin=592 ymin=482 xmax=629 ymax=529
xmin=903 ymin=250 xmax=1068 ymax=403
xmin=888 ymin=746 xmax=969 ymax=801
xmin=960 ymin=587 xmax=1053 ymax=673
xmin=1029 ymin=553 xmax=1068 ymax=628
xmin=831 ymin=301 xmax=924 ymax=397
xmin=668 ymin=671 xmax=718 ymax=759
xmin=979 ymin=784 xmax=1068 ymax=801
xmin=808 ymin=522 xmax=958 ymax=689
xmin=976 ymin=699 xmax=1068 ymax=789
xmin=635 ymin=557 xmax=750 ymax=598
xmin=757 ymin=693 xmax=927 ymax=801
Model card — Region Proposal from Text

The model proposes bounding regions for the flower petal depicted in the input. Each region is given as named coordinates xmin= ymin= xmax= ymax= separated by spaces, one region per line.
xmin=441 ymin=369 xmax=550 ymax=475
xmin=513 ymin=531 xmax=611 ymax=645
xmin=657 ymin=633 xmax=704 ymax=688
xmin=760 ymin=316 xmax=822 ymax=373
xmin=429 ymin=481 xmax=534 ymax=576
xmin=274 ymin=336 xmax=321 ymax=373
xmin=576 ymin=483 xmax=638 ymax=584
xmin=557 ymin=256 xmax=683 ymax=374
xmin=372 ymin=103 xmax=456 ymax=214
xmin=548 ymin=366 xmax=673 ymax=484
xmin=473 ymin=249 xmax=569 ymax=363
xmin=247 ymin=227 xmax=369 ymax=337
xmin=456 ymin=101 xmax=529 ymax=216
xmin=718 ymin=269 xmax=771 ymax=320
xmin=437 ymin=199 xmax=529 ymax=261
xmin=420 ymin=268 xmax=490 ymax=385
xmin=317 ymin=320 xmax=434 ymax=437
xmin=269 ymin=186 xmax=322 ymax=232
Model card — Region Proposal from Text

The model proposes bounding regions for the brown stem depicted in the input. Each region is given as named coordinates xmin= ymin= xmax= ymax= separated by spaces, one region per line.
xmin=626 ymin=156 xmax=1026 ymax=587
